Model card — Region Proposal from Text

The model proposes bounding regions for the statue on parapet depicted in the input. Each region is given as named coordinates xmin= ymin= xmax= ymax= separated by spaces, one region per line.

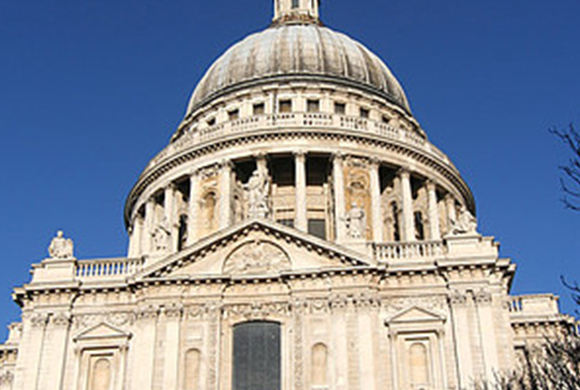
xmin=244 ymin=167 xmax=271 ymax=219
xmin=48 ymin=230 xmax=74 ymax=259
xmin=344 ymin=202 xmax=366 ymax=239
xmin=450 ymin=205 xmax=477 ymax=235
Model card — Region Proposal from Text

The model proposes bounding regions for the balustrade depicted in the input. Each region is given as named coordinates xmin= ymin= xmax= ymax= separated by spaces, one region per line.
xmin=76 ymin=257 xmax=145 ymax=279
xmin=372 ymin=240 xmax=445 ymax=262
xmin=147 ymin=112 xmax=442 ymax=168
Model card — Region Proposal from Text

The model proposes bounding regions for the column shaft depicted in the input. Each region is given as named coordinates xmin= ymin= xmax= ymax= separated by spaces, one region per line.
xmin=369 ymin=160 xmax=383 ymax=241
xmin=427 ymin=181 xmax=441 ymax=240
xmin=399 ymin=169 xmax=415 ymax=241
xmin=294 ymin=152 xmax=307 ymax=231
xmin=333 ymin=154 xmax=346 ymax=242
xmin=219 ymin=161 xmax=233 ymax=229
xmin=145 ymin=199 xmax=156 ymax=253
xmin=164 ymin=185 xmax=178 ymax=252
xmin=187 ymin=171 xmax=200 ymax=245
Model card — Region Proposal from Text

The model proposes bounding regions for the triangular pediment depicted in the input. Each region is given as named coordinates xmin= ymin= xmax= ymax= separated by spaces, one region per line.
xmin=389 ymin=306 xmax=446 ymax=324
xmin=135 ymin=219 xmax=372 ymax=280
xmin=74 ymin=322 xmax=131 ymax=342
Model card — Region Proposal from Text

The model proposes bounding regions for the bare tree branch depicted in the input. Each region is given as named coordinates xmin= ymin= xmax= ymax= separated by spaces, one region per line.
xmin=551 ymin=124 xmax=580 ymax=211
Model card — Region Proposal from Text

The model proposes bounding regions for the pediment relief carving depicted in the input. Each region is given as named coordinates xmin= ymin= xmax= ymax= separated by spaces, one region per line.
xmin=223 ymin=240 xmax=290 ymax=275
xmin=74 ymin=322 xmax=131 ymax=342
xmin=388 ymin=306 xmax=446 ymax=324
xmin=137 ymin=220 xmax=370 ymax=280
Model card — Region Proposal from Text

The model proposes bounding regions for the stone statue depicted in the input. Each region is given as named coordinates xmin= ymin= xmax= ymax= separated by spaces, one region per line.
xmin=152 ymin=217 xmax=170 ymax=252
xmin=344 ymin=202 xmax=366 ymax=239
xmin=450 ymin=205 xmax=477 ymax=235
xmin=243 ymin=167 xmax=270 ymax=219
xmin=48 ymin=230 xmax=74 ymax=259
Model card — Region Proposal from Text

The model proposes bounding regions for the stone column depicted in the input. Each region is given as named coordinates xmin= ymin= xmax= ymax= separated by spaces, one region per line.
xmin=187 ymin=170 xmax=200 ymax=246
xmin=369 ymin=158 xmax=383 ymax=241
xmin=445 ymin=194 xmax=457 ymax=233
xmin=164 ymin=184 xmax=178 ymax=252
xmin=145 ymin=198 xmax=156 ymax=253
xmin=426 ymin=180 xmax=441 ymax=240
xmin=399 ymin=168 xmax=415 ymax=241
xmin=162 ymin=307 xmax=182 ymax=390
xmin=219 ymin=160 xmax=233 ymax=229
xmin=294 ymin=151 xmax=307 ymax=232
xmin=128 ymin=216 xmax=143 ymax=258
xmin=333 ymin=153 xmax=346 ymax=242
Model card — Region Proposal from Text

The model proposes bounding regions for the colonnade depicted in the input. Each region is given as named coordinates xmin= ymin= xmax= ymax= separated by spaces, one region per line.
xmin=128 ymin=153 xmax=459 ymax=258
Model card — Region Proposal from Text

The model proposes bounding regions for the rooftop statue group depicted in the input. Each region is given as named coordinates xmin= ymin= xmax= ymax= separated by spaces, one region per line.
xmin=48 ymin=230 xmax=74 ymax=259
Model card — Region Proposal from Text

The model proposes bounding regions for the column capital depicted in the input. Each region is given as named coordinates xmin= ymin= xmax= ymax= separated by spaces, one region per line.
xmin=293 ymin=150 xmax=307 ymax=159
xmin=332 ymin=151 xmax=346 ymax=162
xmin=219 ymin=159 xmax=234 ymax=169
xmin=397 ymin=166 xmax=411 ymax=178
xmin=368 ymin=156 xmax=381 ymax=169
xmin=425 ymin=179 xmax=437 ymax=191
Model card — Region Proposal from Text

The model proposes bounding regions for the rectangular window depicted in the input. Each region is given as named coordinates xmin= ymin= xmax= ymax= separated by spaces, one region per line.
xmin=360 ymin=107 xmax=369 ymax=119
xmin=334 ymin=102 xmax=346 ymax=114
xmin=277 ymin=219 xmax=294 ymax=228
xmin=228 ymin=109 xmax=239 ymax=120
xmin=308 ymin=219 xmax=326 ymax=240
xmin=253 ymin=103 xmax=265 ymax=115
xmin=292 ymin=0 xmax=300 ymax=9
xmin=279 ymin=99 xmax=292 ymax=113
xmin=307 ymin=99 xmax=320 ymax=112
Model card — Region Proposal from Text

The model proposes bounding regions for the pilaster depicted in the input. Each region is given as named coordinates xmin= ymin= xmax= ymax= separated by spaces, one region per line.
xmin=187 ymin=170 xmax=200 ymax=246
xmin=399 ymin=168 xmax=414 ymax=241
xmin=369 ymin=158 xmax=383 ymax=242
xmin=332 ymin=153 xmax=346 ymax=243
xmin=219 ymin=160 xmax=233 ymax=229
xmin=426 ymin=180 xmax=441 ymax=240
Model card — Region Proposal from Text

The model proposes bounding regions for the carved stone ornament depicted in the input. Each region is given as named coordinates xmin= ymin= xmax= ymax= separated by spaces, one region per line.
xmin=449 ymin=205 xmax=478 ymax=235
xmin=223 ymin=240 xmax=291 ymax=275
xmin=0 ymin=370 xmax=14 ymax=385
xmin=48 ymin=230 xmax=74 ymax=259
xmin=343 ymin=202 xmax=366 ymax=239
xmin=243 ymin=167 xmax=271 ymax=219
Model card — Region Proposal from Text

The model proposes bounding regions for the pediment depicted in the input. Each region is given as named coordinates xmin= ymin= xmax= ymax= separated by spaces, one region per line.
xmin=135 ymin=219 xmax=372 ymax=280
xmin=388 ymin=306 xmax=446 ymax=324
xmin=74 ymin=322 xmax=131 ymax=342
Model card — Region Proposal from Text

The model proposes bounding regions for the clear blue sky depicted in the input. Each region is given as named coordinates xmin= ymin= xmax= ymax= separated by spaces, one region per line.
xmin=1 ymin=0 xmax=579 ymax=336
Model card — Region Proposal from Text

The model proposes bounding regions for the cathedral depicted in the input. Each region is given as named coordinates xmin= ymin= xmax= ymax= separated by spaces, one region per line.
xmin=0 ymin=1 xmax=576 ymax=390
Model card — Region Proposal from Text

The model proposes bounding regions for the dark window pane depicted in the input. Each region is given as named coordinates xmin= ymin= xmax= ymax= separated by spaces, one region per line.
xmin=233 ymin=322 xmax=281 ymax=390
xmin=308 ymin=219 xmax=326 ymax=239
xmin=277 ymin=219 xmax=294 ymax=228
xmin=334 ymin=102 xmax=346 ymax=114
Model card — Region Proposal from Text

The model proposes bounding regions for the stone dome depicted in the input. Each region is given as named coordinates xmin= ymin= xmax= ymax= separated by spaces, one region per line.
xmin=186 ymin=23 xmax=411 ymax=115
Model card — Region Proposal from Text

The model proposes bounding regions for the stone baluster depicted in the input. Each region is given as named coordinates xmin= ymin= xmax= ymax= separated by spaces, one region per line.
xmin=219 ymin=160 xmax=233 ymax=229
xmin=369 ymin=158 xmax=383 ymax=241
xmin=145 ymin=198 xmax=156 ymax=253
xmin=165 ymin=184 xmax=178 ymax=252
xmin=294 ymin=151 xmax=308 ymax=231
xmin=399 ymin=168 xmax=415 ymax=241
xmin=333 ymin=153 xmax=346 ymax=242
xmin=426 ymin=180 xmax=441 ymax=240
xmin=187 ymin=170 xmax=200 ymax=246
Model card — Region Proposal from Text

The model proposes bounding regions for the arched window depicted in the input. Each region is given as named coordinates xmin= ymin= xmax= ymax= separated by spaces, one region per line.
xmin=409 ymin=342 xmax=429 ymax=387
xmin=184 ymin=349 xmax=201 ymax=390
xmin=90 ymin=358 xmax=111 ymax=390
xmin=233 ymin=321 xmax=281 ymax=390
xmin=311 ymin=343 xmax=328 ymax=386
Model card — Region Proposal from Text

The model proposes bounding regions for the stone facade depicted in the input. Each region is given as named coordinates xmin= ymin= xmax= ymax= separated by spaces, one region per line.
xmin=0 ymin=1 xmax=577 ymax=390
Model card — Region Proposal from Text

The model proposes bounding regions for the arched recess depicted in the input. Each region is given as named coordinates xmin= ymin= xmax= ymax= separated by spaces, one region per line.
xmin=184 ymin=348 xmax=201 ymax=390
xmin=201 ymin=191 xmax=218 ymax=234
xmin=310 ymin=342 xmax=328 ymax=387
xmin=409 ymin=342 xmax=429 ymax=387
xmin=90 ymin=358 xmax=111 ymax=390
xmin=232 ymin=321 xmax=281 ymax=390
